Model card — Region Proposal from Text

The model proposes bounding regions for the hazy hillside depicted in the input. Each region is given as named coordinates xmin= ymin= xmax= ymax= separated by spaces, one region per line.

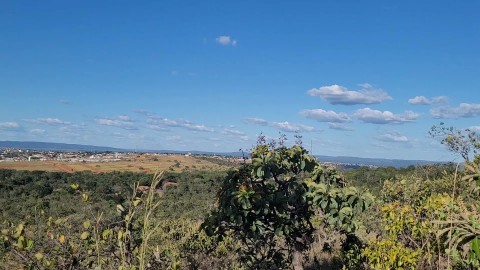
xmin=1 ymin=141 xmax=439 ymax=167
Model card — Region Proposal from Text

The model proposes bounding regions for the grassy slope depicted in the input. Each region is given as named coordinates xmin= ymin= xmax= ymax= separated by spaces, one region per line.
xmin=0 ymin=154 xmax=233 ymax=173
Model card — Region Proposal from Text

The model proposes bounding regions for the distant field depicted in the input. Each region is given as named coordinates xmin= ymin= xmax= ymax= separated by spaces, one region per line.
xmin=0 ymin=155 xmax=235 ymax=173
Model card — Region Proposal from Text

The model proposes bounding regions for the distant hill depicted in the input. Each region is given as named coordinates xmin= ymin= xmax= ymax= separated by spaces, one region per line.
xmin=315 ymin=155 xmax=436 ymax=168
xmin=0 ymin=141 xmax=440 ymax=167
xmin=0 ymin=141 xmax=127 ymax=152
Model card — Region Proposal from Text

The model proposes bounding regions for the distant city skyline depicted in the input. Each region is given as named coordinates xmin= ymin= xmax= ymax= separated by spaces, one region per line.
xmin=1 ymin=1 xmax=479 ymax=162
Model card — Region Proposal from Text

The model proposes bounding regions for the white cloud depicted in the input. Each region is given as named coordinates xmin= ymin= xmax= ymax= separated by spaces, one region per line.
xmin=117 ymin=115 xmax=131 ymax=121
xmin=29 ymin=128 xmax=45 ymax=134
xmin=328 ymin=123 xmax=353 ymax=131
xmin=222 ymin=128 xmax=249 ymax=141
xmin=300 ymin=109 xmax=351 ymax=123
xmin=431 ymin=96 xmax=449 ymax=105
xmin=408 ymin=96 xmax=430 ymax=105
xmin=146 ymin=117 xmax=176 ymax=130
xmin=0 ymin=122 xmax=19 ymax=129
xmin=469 ymin=126 xmax=480 ymax=132
xmin=272 ymin=121 xmax=315 ymax=133
xmin=95 ymin=116 xmax=136 ymax=130
xmin=146 ymin=124 xmax=170 ymax=131
xmin=146 ymin=117 xmax=213 ymax=132
xmin=223 ymin=128 xmax=246 ymax=136
xmin=307 ymin=84 xmax=392 ymax=105
xmin=354 ymin=108 xmax=419 ymax=124
xmin=430 ymin=103 xmax=480 ymax=118
xmin=408 ymin=95 xmax=448 ymax=105
xmin=182 ymin=123 xmax=214 ymax=132
xmin=216 ymin=35 xmax=237 ymax=46
xmin=243 ymin=117 xmax=268 ymax=126
xmin=376 ymin=131 xmax=409 ymax=142
xmin=31 ymin=118 xmax=70 ymax=125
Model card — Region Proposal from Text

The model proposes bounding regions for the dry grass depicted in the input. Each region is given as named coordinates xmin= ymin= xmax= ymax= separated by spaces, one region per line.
xmin=0 ymin=155 xmax=234 ymax=173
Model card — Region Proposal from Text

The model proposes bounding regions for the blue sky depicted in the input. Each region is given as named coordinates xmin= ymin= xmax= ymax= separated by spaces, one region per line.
xmin=1 ymin=1 xmax=479 ymax=161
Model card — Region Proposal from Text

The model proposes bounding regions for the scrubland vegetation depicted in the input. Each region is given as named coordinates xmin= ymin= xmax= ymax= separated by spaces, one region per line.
xmin=1 ymin=124 xmax=480 ymax=269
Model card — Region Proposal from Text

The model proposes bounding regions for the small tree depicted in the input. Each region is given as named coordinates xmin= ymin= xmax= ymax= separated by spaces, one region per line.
xmin=430 ymin=122 xmax=480 ymax=162
xmin=203 ymin=141 xmax=373 ymax=269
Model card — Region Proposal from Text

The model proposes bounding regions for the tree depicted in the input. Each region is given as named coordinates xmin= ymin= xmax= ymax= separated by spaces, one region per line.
xmin=430 ymin=122 xmax=480 ymax=162
xmin=203 ymin=142 xmax=373 ymax=269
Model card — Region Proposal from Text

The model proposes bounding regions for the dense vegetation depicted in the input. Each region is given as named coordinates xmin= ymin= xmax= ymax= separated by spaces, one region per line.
xmin=1 ymin=124 xmax=480 ymax=269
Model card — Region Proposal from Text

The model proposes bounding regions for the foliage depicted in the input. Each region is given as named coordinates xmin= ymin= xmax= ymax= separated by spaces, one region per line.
xmin=430 ymin=122 xmax=480 ymax=161
xmin=1 ymin=173 xmax=164 ymax=269
xmin=5 ymin=123 xmax=480 ymax=269
xmin=203 ymin=143 xmax=373 ymax=269
xmin=363 ymin=238 xmax=420 ymax=270
xmin=0 ymin=169 xmax=238 ymax=269
xmin=156 ymin=170 xmax=225 ymax=219
xmin=362 ymin=123 xmax=480 ymax=270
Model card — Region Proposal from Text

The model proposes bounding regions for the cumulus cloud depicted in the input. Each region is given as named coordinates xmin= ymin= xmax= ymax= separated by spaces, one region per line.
xmin=243 ymin=117 xmax=268 ymax=126
xmin=328 ymin=123 xmax=353 ymax=131
xmin=95 ymin=116 xmax=136 ymax=130
xmin=307 ymin=84 xmax=392 ymax=105
xmin=354 ymin=108 xmax=419 ymax=124
xmin=408 ymin=96 xmax=430 ymax=105
xmin=31 ymin=118 xmax=71 ymax=125
xmin=300 ymin=109 xmax=351 ymax=123
xmin=272 ymin=121 xmax=315 ymax=133
xmin=216 ymin=35 xmax=237 ymax=46
xmin=408 ymin=95 xmax=448 ymax=105
xmin=430 ymin=103 xmax=480 ymax=118
xmin=0 ymin=122 xmax=19 ymax=129
xmin=376 ymin=131 xmax=409 ymax=142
